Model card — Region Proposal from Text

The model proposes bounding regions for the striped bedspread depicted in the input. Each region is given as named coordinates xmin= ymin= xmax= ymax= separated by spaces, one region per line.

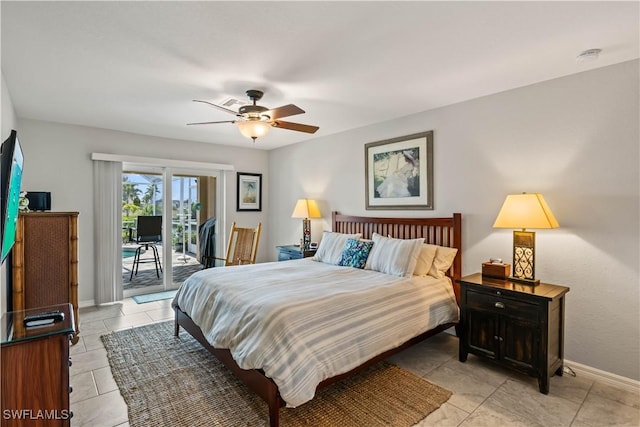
xmin=173 ymin=258 xmax=459 ymax=407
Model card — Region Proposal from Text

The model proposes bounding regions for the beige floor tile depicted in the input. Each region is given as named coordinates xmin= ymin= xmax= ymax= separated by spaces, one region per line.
xmin=413 ymin=401 xmax=469 ymax=426
xmin=103 ymin=311 xmax=154 ymax=331
xmin=485 ymin=378 xmax=580 ymax=426
xmin=446 ymin=356 xmax=511 ymax=388
xmin=70 ymin=347 xmax=109 ymax=375
xmin=83 ymin=331 xmax=107 ymax=351
xmin=460 ymin=400 xmax=543 ymax=427
xmin=93 ymin=366 xmax=119 ymax=394
xmin=425 ymin=364 xmax=501 ymax=413
xmin=589 ymin=381 xmax=640 ymax=409
xmin=69 ymin=337 xmax=87 ymax=355
xmin=389 ymin=337 xmax=455 ymax=377
xmin=70 ymin=390 xmax=128 ymax=427
xmin=119 ymin=299 xmax=161 ymax=314
xmin=507 ymin=369 xmax=593 ymax=405
xmin=80 ymin=304 xmax=124 ymax=323
xmin=69 ymin=371 xmax=98 ymax=404
xmin=573 ymin=392 xmax=640 ymax=427
xmin=80 ymin=319 xmax=109 ymax=336
xmin=145 ymin=305 xmax=175 ymax=321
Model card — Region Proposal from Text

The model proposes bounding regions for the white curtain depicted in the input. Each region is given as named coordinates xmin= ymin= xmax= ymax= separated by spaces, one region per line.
xmin=93 ymin=160 xmax=123 ymax=304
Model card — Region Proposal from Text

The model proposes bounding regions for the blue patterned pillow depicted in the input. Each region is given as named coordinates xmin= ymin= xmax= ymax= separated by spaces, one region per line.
xmin=338 ymin=238 xmax=374 ymax=269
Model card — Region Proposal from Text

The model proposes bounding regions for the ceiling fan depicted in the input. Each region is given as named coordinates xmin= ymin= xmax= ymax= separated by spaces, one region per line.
xmin=188 ymin=89 xmax=319 ymax=142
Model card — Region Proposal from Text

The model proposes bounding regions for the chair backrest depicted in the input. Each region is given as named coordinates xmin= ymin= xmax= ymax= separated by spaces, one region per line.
xmin=135 ymin=216 xmax=162 ymax=243
xmin=224 ymin=221 xmax=261 ymax=266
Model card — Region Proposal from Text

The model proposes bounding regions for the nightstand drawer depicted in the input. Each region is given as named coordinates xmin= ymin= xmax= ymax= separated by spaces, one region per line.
xmin=276 ymin=245 xmax=316 ymax=261
xmin=278 ymin=251 xmax=302 ymax=261
xmin=466 ymin=289 xmax=539 ymax=321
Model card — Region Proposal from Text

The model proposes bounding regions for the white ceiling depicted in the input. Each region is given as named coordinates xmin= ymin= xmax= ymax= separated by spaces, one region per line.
xmin=2 ymin=1 xmax=638 ymax=150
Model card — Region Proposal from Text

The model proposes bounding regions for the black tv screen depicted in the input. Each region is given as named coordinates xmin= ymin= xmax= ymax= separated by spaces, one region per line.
xmin=1 ymin=130 xmax=24 ymax=263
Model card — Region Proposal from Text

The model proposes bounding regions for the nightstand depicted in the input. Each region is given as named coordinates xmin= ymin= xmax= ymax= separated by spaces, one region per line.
xmin=1 ymin=303 xmax=75 ymax=425
xmin=457 ymin=273 xmax=569 ymax=394
xmin=276 ymin=245 xmax=317 ymax=261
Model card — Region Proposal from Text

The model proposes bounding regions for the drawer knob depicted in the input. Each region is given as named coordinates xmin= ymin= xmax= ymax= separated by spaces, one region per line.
xmin=494 ymin=335 xmax=504 ymax=342
xmin=495 ymin=302 xmax=505 ymax=309
xmin=496 ymin=291 xmax=501 ymax=295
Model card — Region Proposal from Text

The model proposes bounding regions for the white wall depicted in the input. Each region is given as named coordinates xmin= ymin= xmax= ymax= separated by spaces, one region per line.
xmin=16 ymin=120 xmax=270 ymax=305
xmin=268 ymin=60 xmax=640 ymax=381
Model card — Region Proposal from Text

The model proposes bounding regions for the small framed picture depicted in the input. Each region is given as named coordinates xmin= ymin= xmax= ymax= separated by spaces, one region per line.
xmin=237 ymin=172 xmax=262 ymax=212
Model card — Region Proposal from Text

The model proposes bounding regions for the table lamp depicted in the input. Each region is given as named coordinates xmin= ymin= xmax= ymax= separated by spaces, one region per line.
xmin=291 ymin=199 xmax=321 ymax=249
xmin=493 ymin=193 xmax=559 ymax=284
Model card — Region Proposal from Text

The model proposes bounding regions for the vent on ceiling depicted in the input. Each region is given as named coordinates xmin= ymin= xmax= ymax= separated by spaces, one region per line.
xmin=219 ymin=97 xmax=248 ymax=112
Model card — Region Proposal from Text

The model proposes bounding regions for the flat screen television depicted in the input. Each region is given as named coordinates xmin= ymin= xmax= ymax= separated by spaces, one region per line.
xmin=1 ymin=130 xmax=24 ymax=263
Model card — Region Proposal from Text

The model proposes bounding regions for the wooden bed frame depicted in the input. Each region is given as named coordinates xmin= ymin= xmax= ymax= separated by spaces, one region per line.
xmin=174 ymin=212 xmax=462 ymax=427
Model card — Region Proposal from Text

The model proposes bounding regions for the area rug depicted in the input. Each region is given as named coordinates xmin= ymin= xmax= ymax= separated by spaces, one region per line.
xmin=131 ymin=290 xmax=177 ymax=304
xmin=102 ymin=321 xmax=452 ymax=427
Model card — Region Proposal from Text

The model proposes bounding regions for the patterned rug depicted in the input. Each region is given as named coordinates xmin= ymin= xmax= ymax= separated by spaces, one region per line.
xmin=102 ymin=321 xmax=452 ymax=427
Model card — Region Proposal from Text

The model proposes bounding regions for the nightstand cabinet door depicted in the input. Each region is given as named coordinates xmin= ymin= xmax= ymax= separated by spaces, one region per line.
xmin=465 ymin=307 xmax=499 ymax=359
xmin=501 ymin=317 xmax=539 ymax=370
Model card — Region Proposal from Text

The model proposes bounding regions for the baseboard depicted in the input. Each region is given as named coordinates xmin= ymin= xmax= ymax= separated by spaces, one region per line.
xmin=79 ymin=299 xmax=95 ymax=308
xmin=564 ymin=359 xmax=640 ymax=393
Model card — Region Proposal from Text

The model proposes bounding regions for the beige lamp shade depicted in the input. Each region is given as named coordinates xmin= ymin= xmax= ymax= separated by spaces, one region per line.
xmin=236 ymin=120 xmax=271 ymax=140
xmin=291 ymin=199 xmax=321 ymax=219
xmin=493 ymin=193 xmax=559 ymax=230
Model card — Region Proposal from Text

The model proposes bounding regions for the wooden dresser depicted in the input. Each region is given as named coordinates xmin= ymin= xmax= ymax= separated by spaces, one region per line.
xmin=1 ymin=303 xmax=75 ymax=426
xmin=11 ymin=212 xmax=79 ymax=344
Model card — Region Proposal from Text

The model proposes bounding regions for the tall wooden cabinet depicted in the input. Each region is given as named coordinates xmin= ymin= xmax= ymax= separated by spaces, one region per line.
xmin=11 ymin=212 xmax=79 ymax=344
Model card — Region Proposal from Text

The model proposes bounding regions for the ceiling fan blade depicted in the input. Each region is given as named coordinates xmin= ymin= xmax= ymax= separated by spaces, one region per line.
xmin=266 ymin=104 xmax=305 ymax=120
xmin=272 ymin=120 xmax=319 ymax=134
xmin=192 ymin=99 xmax=238 ymax=116
xmin=187 ymin=120 xmax=235 ymax=125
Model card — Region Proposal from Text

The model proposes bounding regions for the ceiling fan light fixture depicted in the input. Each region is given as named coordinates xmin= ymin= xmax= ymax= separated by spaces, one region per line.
xmin=236 ymin=120 xmax=271 ymax=141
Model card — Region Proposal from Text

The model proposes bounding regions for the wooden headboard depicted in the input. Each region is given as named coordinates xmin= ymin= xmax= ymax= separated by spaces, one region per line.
xmin=332 ymin=212 xmax=462 ymax=302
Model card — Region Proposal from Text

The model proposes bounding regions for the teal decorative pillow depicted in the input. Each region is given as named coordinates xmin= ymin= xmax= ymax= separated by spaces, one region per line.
xmin=338 ymin=238 xmax=374 ymax=269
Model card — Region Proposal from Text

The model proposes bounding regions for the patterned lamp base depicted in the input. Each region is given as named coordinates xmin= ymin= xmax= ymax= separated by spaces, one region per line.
xmin=512 ymin=230 xmax=540 ymax=285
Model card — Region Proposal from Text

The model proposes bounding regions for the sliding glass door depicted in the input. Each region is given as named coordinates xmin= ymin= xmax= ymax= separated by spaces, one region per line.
xmin=121 ymin=168 xmax=220 ymax=298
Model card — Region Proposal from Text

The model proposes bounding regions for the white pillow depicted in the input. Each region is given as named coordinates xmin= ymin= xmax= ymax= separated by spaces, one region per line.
xmin=413 ymin=244 xmax=438 ymax=276
xmin=426 ymin=244 xmax=459 ymax=279
xmin=365 ymin=233 xmax=425 ymax=277
xmin=312 ymin=231 xmax=362 ymax=265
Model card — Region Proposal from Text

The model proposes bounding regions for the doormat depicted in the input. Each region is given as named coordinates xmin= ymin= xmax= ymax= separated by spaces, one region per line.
xmin=132 ymin=290 xmax=177 ymax=304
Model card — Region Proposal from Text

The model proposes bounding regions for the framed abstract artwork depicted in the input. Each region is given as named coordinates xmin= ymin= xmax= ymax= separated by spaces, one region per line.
xmin=365 ymin=131 xmax=434 ymax=210
xmin=237 ymin=172 xmax=262 ymax=212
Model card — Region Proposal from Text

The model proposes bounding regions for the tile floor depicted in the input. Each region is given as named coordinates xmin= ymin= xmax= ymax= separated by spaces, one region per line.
xmin=71 ymin=299 xmax=640 ymax=426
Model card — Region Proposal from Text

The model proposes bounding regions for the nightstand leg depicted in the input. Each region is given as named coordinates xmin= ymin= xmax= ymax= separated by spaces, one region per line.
xmin=538 ymin=376 xmax=550 ymax=394
xmin=555 ymin=365 xmax=564 ymax=376
xmin=459 ymin=347 xmax=468 ymax=362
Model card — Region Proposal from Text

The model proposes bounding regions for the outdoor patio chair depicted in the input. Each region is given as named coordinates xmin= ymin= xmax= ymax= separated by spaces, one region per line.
xmin=129 ymin=215 xmax=163 ymax=280
xmin=215 ymin=221 xmax=261 ymax=266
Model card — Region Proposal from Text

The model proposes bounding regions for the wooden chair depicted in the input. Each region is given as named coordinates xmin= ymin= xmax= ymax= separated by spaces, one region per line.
xmin=216 ymin=222 xmax=262 ymax=266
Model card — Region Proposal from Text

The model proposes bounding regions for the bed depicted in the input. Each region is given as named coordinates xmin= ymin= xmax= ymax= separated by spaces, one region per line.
xmin=173 ymin=212 xmax=462 ymax=427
